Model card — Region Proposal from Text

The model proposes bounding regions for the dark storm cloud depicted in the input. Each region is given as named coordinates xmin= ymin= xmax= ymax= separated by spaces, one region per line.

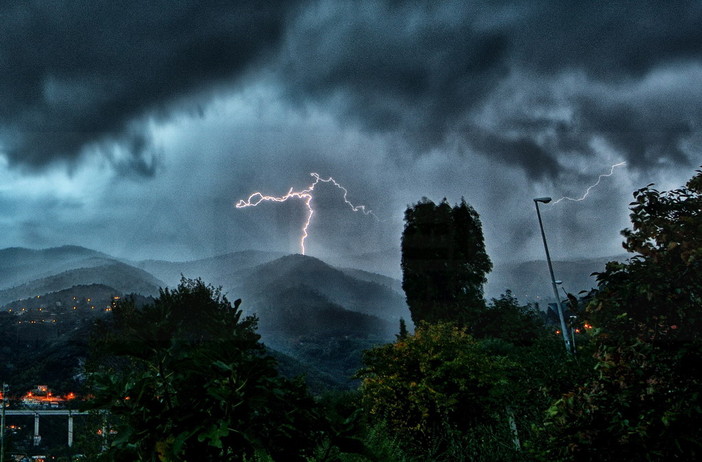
xmin=279 ymin=1 xmax=511 ymax=151
xmin=468 ymin=132 xmax=561 ymax=180
xmin=3 ymin=0 xmax=701 ymax=180
xmin=574 ymin=94 xmax=697 ymax=170
xmin=278 ymin=0 xmax=702 ymax=177
xmin=512 ymin=1 xmax=702 ymax=79
xmin=0 ymin=0 xmax=299 ymax=173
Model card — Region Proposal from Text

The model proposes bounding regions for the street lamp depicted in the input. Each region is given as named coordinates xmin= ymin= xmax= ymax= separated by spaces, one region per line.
xmin=533 ymin=197 xmax=572 ymax=353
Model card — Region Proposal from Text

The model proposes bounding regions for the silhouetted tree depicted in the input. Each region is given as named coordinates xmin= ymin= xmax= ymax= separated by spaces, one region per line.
xmin=401 ymin=197 xmax=492 ymax=326
xmin=397 ymin=318 xmax=408 ymax=340
xmin=474 ymin=290 xmax=546 ymax=346
xmin=86 ymin=278 xmax=321 ymax=461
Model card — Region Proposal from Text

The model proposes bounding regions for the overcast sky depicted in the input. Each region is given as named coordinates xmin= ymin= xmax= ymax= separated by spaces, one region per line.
xmin=1 ymin=1 xmax=701 ymax=276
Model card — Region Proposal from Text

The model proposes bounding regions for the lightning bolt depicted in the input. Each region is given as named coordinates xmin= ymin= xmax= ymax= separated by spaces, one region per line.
xmin=552 ymin=162 xmax=626 ymax=204
xmin=235 ymin=173 xmax=377 ymax=255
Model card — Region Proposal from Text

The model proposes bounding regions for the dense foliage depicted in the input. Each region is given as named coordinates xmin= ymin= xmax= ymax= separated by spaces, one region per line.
xmin=357 ymin=297 xmax=590 ymax=461
xmin=538 ymin=169 xmax=702 ymax=461
xmin=472 ymin=291 xmax=545 ymax=346
xmin=359 ymin=322 xmax=511 ymax=454
xmin=86 ymin=278 xmax=321 ymax=461
xmin=401 ymin=198 xmax=492 ymax=326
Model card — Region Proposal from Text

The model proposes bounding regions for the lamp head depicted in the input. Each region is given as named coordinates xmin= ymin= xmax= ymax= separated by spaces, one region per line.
xmin=534 ymin=197 xmax=552 ymax=204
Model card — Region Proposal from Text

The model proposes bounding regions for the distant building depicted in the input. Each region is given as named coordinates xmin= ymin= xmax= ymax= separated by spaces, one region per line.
xmin=20 ymin=385 xmax=76 ymax=408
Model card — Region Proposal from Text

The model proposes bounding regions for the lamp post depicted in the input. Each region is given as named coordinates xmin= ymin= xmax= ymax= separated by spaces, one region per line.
xmin=533 ymin=197 xmax=572 ymax=353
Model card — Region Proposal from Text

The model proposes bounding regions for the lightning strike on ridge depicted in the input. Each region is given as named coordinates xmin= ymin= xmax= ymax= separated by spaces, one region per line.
xmin=552 ymin=162 xmax=627 ymax=204
xmin=235 ymin=173 xmax=377 ymax=255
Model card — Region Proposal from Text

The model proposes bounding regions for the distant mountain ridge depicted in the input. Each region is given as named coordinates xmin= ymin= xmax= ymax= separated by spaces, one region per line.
xmin=238 ymin=254 xmax=407 ymax=323
xmin=0 ymin=262 xmax=164 ymax=305
xmin=0 ymin=245 xmax=407 ymax=390
xmin=486 ymin=255 xmax=629 ymax=303
xmin=134 ymin=249 xmax=286 ymax=289
xmin=0 ymin=245 xmax=115 ymax=290
xmin=0 ymin=245 xmax=630 ymax=390
xmin=0 ymin=246 xmax=408 ymax=329
xmin=1 ymin=245 xmax=630 ymax=311
xmin=1 ymin=244 xmax=631 ymax=307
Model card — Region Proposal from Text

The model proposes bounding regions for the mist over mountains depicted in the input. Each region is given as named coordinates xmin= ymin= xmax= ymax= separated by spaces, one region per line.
xmin=0 ymin=245 xmax=408 ymax=329
xmin=0 ymin=244 xmax=625 ymax=391
xmin=0 ymin=245 xmax=409 ymax=390
xmin=0 ymin=244 xmax=624 ymax=314
xmin=485 ymin=256 xmax=627 ymax=305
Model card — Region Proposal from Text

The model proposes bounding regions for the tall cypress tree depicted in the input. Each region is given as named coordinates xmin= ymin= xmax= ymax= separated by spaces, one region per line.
xmin=401 ymin=197 xmax=492 ymax=326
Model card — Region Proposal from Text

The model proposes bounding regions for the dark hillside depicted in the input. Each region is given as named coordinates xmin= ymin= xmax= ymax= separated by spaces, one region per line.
xmin=338 ymin=267 xmax=403 ymax=294
xmin=0 ymin=247 xmax=406 ymax=393
xmin=253 ymin=285 xmax=390 ymax=339
xmin=239 ymin=254 xmax=409 ymax=323
xmin=0 ymin=245 xmax=115 ymax=289
xmin=0 ymin=262 xmax=163 ymax=305
xmin=136 ymin=249 xmax=285 ymax=288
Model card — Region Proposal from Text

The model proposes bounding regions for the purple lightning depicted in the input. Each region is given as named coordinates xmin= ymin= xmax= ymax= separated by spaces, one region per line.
xmin=235 ymin=173 xmax=377 ymax=255
xmin=552 ymin=162 xmax=627 ymax=204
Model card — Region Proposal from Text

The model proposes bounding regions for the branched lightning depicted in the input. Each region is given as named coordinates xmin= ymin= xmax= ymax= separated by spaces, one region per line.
xmin=552 ymin=162 xmax=627 ymax=204
xmin=235 ymin=173 xmax=377 ymax=255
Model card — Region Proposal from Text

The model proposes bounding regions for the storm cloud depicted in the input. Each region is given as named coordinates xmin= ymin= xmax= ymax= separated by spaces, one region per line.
xmin=0 ymin=0 xmax=298 ymax=172
xmin=278 ymin=0 xmax=702 ymax=176
xmin=1 ymin=1 xmax=701 ymax=270
xmin=2 ymin=0 xmax=701 ymax=177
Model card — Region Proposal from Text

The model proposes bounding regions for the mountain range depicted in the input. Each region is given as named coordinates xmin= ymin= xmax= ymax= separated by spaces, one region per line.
xmin=0 ymin=245 xmax=409 ymax=390
xmin=485 ymin=255 xmax=627 ymax=304
xmin=0 ymin=245 xmax=625 ymax=390
xmin=1 ymin=244 xmax=627 ymax=319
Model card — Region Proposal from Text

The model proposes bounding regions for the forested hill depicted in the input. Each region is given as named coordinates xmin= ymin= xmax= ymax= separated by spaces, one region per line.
xmin=0 ymin=245 xmax=115 ymax=289
xmin=0 ymin=244 xmax=627 ymax=393
xmin=0 ymin=261 xmax=164 ymax=305
xmin=237 ymin=254 xmax=408 ymax=323
xmin=0 ymin=246 xmax=408 ymax=323
xmin=0 ymin=246 xmax=409 ymax=392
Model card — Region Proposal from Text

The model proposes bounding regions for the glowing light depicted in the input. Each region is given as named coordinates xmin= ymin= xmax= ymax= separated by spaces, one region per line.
xmin=552 ymin=162 xmax=626 ymax=204
xmin=236 ymin=173 xmax=377 ymax=255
